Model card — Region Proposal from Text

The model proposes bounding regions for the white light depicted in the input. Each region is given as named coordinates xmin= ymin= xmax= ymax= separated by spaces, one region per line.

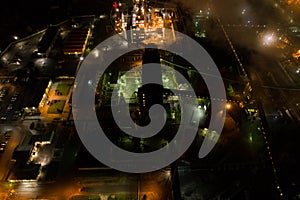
xmin=13 ymin=36 xmax=18 ymax=40
xmin=165 ymin=170 xmax=171 ymax=177
xmin=92 ymin=49 xmax=99 ymax=58
xmin=242 ymin=9 xmax=246 ymax=15
xmin=262 ymin=33 xmax=276 ymax=46
xmin=267 ymin=36 xmax=272 ymax=41
xmin=79 ymin=56 xmax=84 ymax=61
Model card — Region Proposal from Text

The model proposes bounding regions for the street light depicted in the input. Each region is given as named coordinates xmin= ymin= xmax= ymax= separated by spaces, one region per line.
xmin=13 ymin=36 xmax=18 ymax=40
xmin=241 ymin=8 xmax=246 ymax=15
xmin=226 ymin=103 xmax=231 ymax=110
xmin=262 ymin=32 xmax=276 ymax=46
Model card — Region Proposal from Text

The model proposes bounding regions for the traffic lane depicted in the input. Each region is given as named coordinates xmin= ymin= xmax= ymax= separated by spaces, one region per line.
xmin=4 ymin=161 xmax=168 ymax=198
xmin=1 ymin=178 xmax=76 ymax=199
xmin=10 ymin=182 xmax=63 ymax=199
xmin=0 ymin=126 xmax=25 ymax=181
xmin=73 ymin=169 xmax=171 ymax=199
xmin=73 ymin=175 xmax=138 ymax=195
xmin=2 ymin=179 xmax=132 ymax=199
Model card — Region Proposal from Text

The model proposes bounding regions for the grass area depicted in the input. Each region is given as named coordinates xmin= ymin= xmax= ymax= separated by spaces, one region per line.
xmin=55 ymin=83 xmax=71 ymax=96
xmin=69 ymin=193 xmax=135 ymax=200
xmin=108 ymin=194 xmax=135 ymax=200
xmin=70 ymin=195 xmax=100 ymax=200
xmin=47 ymin=100 xmax=66 ymax=114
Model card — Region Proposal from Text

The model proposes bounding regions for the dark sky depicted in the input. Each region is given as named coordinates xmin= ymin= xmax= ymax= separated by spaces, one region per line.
xmin=0 ymin=0 xmax=296 ymax=49
xmin=0 ymin=0 xmax=111 ymax=48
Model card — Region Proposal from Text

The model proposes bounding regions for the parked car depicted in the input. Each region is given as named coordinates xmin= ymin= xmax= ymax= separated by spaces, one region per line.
xmin=0 ymin=142 xmax=7 ymax=153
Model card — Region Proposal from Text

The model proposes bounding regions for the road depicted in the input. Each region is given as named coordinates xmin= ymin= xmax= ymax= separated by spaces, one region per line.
xmin=209 ymin=0 xmax=300 ymax=124
xmin=210 ymin=1 xmax=300 ymax=198
xmin=0 ymin=124 xmax=27 ymax=181
xmin=1 ymin=1 xmax=299 ymax=199
xmin=0 ymin=168 xmax=172 ymax=200
xmin=0 ymin=181 xmax=66 ymax=200
xmin=72 ymin=169 xmax=172 ymax=200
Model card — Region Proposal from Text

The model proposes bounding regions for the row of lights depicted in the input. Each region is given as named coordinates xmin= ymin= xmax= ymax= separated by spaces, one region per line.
xmin=224 ymin=94 xmax=284 ymax=197
xmin=258 ymin=116 xmax=284 ymax=197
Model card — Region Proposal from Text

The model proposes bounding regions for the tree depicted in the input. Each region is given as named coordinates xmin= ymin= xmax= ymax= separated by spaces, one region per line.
xmin=227 ymin=83 xmax=235 ymax=97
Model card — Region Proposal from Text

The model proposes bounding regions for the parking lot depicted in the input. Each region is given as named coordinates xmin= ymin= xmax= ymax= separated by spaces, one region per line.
xmin=0 ymin=79 xmax=23 ymax=122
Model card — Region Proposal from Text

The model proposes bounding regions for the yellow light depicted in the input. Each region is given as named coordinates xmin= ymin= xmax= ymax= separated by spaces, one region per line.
xmin=226 ymin=103 xmax=231 ymax=109
xmin=292 ymin=49 xmax=300 ymax=59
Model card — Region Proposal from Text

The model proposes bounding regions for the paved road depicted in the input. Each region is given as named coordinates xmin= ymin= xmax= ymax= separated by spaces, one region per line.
xmin=210 ymin=1 xmax=300 ymax=198
xmin=211 ymin=3 xmax=300 ymax=124
xmin=0 ymin=124 xmax=26 ymax=181
xmin=0 ymin=168 xmax=172 ymax=200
